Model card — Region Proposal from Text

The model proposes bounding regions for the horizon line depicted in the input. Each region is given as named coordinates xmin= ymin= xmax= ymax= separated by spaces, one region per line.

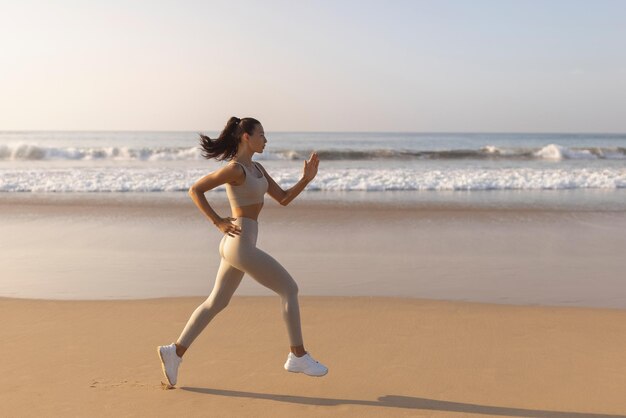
xmin=1 ymin=129 xmax=625 ymax=135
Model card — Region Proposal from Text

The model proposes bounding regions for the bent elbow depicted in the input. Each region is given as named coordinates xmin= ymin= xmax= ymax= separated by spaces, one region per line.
xmin=279 ymin=192 xmax=290 ymax=206
xmin=188 ymin=186 xmax=197 ymax=196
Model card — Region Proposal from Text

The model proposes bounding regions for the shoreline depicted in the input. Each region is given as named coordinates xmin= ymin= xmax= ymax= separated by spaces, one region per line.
xmin=4 ymin=293 xmax=626 ymax=312
xmin=2 ymin=188 xmax=626 ymax=212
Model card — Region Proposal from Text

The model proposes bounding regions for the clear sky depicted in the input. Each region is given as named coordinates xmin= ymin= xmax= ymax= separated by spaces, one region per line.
xmin=1 ymin=0 xmax=625 ymax=132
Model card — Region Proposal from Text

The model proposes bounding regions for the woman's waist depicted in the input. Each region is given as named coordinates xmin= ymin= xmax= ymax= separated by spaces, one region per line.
xmin=231 ymin=203 xmax=263 ymax=222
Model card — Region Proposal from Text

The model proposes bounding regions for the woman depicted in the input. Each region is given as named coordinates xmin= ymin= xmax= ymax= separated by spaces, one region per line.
xmin=157 ymin=116 xmax=327 ymax=387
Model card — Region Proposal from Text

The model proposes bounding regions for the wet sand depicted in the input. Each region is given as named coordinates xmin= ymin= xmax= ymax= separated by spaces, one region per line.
xmin=1 ymin=193 xmax=625 ymax=308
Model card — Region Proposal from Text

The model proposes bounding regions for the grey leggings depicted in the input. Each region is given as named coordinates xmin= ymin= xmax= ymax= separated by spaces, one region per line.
xmin=177 ymin=217 xmax=303 ymax=348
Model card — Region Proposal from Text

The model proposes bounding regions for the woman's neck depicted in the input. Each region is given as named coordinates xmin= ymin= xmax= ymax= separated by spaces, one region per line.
xmin=234 ymin=151 xmax=254 ymax=166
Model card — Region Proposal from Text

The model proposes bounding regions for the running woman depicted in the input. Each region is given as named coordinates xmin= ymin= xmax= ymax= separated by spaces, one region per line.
xmin=157 ymin=117 xmax=328 ymax=387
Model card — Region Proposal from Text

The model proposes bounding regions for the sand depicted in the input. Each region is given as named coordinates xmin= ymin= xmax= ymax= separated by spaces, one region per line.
xmin=2 ymin=296 xmax=626 ymax=417
xmin=2 ymin=192 xmax=626 ymax=417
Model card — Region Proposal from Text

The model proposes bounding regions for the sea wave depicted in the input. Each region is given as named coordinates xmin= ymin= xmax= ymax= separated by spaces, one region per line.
xmin=1 ymin=167 xmax=624 ymax=192
xmin=1 ymin=143 xmax=625 ymax=161
xmin=0 ymin=144 xmax=203 ymax=161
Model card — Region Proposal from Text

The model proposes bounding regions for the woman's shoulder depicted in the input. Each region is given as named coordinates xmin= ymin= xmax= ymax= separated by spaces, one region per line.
xmin=215 ymin=162 xmax=245 ymax=185
xmin=215 ymin=161 xmax=245 ymax=177
xmin=226 ymin=160 xmax=247 ymax=172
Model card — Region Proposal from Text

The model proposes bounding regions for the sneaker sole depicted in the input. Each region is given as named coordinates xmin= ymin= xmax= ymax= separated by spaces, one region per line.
xmin=285 ymin=367 xmax=328 ymax=377
xmin=157 ymin=346 xmax=175 ymax=387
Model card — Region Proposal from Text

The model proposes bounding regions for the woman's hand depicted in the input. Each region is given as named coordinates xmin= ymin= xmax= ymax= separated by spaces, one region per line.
xmin=303 ymin=152 xmax=319 ymax=182
xmin=215 ymin=217 xmax=241 ymax=237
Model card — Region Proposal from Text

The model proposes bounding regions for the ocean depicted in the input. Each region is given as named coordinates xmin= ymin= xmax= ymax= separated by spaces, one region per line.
xmin=1 ymin=131 xmax=625 ymax=209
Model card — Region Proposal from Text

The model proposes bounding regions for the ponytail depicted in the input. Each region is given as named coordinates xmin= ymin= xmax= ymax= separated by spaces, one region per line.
xmin=198 ymin=116 xmax=260 ymax=161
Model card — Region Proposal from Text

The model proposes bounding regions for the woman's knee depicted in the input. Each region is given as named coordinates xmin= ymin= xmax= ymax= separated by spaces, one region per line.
xmin=202 ymin=296 xmax=230 ymax=314
xmin=283 ymin=280 xmax=299 ymax=298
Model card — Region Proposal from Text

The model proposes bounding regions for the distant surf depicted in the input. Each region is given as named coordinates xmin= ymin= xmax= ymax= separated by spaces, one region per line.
xmin=1 ymin=143 xmax=624 ymax=161
xmin=1 ymin=131 xmax=624 ymax=194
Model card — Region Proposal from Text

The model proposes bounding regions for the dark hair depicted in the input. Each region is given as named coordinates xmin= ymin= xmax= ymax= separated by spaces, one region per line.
xmin=198 ymin=117 xmax=261 ymax=161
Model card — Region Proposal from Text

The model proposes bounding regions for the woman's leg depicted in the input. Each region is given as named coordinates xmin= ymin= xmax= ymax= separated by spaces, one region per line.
xmin=176 ymin=257 xmax=245 ymax=352
xmin=232 ymin=246 xmax=304 ymax=348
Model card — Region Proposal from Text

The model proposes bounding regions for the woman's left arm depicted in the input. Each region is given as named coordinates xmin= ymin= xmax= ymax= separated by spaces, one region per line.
xmin=257 ymin=152 xmax=319 ymax=206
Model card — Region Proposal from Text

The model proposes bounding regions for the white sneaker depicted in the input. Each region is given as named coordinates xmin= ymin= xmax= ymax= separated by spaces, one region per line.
xmin=284 ymin=352 xmax=328 ymax=377
xmin=157 ymin=343 xmax=182 ymax=386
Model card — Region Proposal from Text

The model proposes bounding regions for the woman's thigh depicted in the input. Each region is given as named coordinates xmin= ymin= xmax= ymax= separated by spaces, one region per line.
xmin=207 ymin=257 xmax=245 ymax=305
xmin=237 ymin=247 xmax=299 ymax=296
xmin=221 ymin=230 xmax=298 ymax=296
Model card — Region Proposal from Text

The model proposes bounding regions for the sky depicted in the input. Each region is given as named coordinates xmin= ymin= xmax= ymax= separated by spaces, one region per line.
xmin=1 ymin=0 xmax=625 ymax=132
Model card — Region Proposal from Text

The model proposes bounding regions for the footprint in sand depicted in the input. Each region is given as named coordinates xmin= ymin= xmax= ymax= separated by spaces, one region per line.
xmin=161 ymin=381 xmax=175 ymax=390
xmin=89 ymin=379 xmax=155 ymax=389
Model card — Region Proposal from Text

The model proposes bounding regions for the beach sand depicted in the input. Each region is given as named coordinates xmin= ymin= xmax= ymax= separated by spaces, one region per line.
xmin=1 ymin=193 xmax=626 ymax=416
xmin=2 ymin=296 xmax=626 ymax=417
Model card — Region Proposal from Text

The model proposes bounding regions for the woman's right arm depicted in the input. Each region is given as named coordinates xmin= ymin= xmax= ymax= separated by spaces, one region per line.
xmin=188 ymin=164 xmax=241 ymax=236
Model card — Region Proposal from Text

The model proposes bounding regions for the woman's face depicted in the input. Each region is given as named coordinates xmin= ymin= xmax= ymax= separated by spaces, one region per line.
xmin=246 ymin=124 xmax=267 ymax=153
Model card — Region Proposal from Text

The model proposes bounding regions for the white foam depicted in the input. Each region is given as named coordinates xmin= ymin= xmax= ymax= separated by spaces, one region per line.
xmin=1 ymin=143 xmax=624 ymax=161
xmin=0 ymin=144 xmax=205 ymax=161
xmin=534 ymin=144 xmax=598 ymax=160
xmin=483 ymin=145 xmax=501 ymax=154
xmin=1 ymin=167 xmax=624 ymax=192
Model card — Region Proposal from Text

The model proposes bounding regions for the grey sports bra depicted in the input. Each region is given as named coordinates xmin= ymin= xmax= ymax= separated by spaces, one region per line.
xmin=225 ymin=161 xmax=268 ymax=207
